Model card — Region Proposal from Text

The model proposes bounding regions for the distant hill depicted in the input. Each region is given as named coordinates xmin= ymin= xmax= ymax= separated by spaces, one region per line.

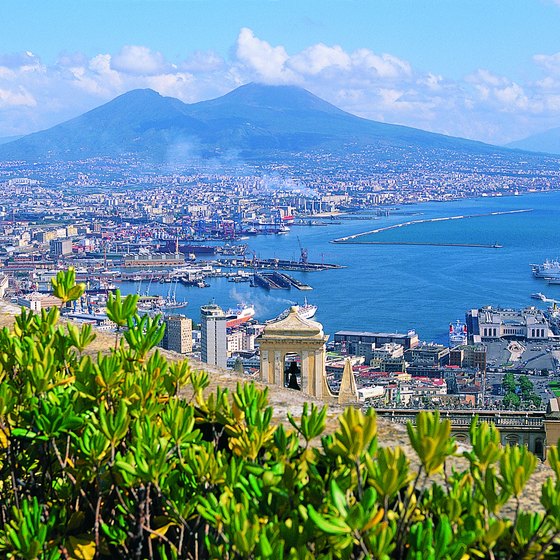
xmin=0 ymin=83 xmax=549 ymax=162
xmin=506 ymin=127 xmax=560 ymax=155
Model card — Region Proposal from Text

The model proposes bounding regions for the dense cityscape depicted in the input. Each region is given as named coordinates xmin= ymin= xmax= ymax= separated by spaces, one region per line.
xmin=2 ymin=155 xmax=560 ymax=431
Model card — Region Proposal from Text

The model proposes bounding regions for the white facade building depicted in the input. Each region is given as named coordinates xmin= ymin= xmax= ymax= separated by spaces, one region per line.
xmin=469 ymin=306 xmax=551 ymax=342
xmin=0 ymin=274 xmax=8 ymax=298
xmin=201 ymin=304 xmax=228 ymax=368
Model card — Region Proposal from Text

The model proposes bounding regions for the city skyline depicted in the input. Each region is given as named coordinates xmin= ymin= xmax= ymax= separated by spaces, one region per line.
xmin=2 ymin=0 xmax=560 ymax=144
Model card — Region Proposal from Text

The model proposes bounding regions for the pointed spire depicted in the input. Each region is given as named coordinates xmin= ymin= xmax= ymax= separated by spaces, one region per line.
xmin=338 ymin=358 xmax=359 ymax=405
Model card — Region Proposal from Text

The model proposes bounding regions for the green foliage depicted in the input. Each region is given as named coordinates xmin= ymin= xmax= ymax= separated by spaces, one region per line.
xmin=503 ymin=373 xmax=542 ymax=409
xmin=502 ymin=372 xmax=517 ymax=394
xmin=0 ymin=270 xmax=559 ymax=559
xmin=50 ymin=267 xmax=86 ymax=304
xmin=105 ymin=289 xmax=138 ymax=329
xmin=503 ymin=391 xmax=521 ymax=408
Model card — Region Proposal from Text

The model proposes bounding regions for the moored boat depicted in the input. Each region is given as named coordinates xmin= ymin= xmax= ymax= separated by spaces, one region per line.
xmin=448 ymin=320 xmax=467 ymax=346
xmin=269 ymin=298 xmax=317 ymax=323
xmin=225 ymin=304 xmax=256 ymax=328
xmin=531 ymin=259 xmax=560 ymax=278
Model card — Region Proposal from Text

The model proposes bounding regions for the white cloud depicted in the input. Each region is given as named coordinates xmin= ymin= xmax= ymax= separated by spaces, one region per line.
xmin=534 ymin=52 xmax=560 ymax=76
xmin=144 ymin=72 xmax=195 ymax=99
xmin=0 ymin=51 xmax=41 ymax=69
xmin=289 ymin=44 xmax=351 ymax=75
xmin=0 ymin=87 xmax=36 ymax=108
xmin=235 ymin=27 xmax=298 ymax=84
xmin=3 ymin=31 xmax=560 ymax=144
xmin=351 ymin=49 xmax=411 ymax=79
xmin=111 ymin=45 xmax=169 ymax=76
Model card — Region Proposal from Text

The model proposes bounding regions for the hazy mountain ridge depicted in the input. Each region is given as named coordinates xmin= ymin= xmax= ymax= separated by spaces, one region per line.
xmin=0 ymin=83 xmax=552 ymax=163
xmin=506 ymin=127 xmax=560 ymax=155
xmin=0 ymin=135 xmax=23 ymax=145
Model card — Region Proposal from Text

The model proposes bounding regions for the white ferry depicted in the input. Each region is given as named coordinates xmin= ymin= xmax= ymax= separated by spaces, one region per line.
xmin=448 ymin=320 xmax=467 ymax=346
xmin=269 ymin=299 xmax=317 ymax=323
xmin=531 ymin=259 xmax=560 ymax=278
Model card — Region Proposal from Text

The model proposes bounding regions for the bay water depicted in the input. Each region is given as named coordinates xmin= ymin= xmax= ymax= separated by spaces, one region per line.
xmin=119 ymin=191 xmax=560 ymax=344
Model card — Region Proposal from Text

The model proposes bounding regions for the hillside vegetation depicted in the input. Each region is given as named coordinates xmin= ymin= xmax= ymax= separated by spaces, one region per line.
xmin=0 ymin=269 xmax=560 ymax=559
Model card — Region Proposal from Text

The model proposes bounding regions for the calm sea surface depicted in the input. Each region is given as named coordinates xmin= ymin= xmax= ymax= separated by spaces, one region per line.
xmin=119 ymin=191 xmax=560 ymax=344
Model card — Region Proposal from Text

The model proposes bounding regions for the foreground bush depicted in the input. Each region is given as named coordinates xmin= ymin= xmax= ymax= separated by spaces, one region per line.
xmin=0 ymin=270 xmax=560 ymax=559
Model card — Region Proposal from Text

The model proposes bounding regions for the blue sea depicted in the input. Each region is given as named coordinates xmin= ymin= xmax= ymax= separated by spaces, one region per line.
xmin=119 ymin=191 xmax=560 ymax=344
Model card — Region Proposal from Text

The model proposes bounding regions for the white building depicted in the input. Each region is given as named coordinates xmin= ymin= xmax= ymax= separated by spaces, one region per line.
xmin=17 ymin=292 xmax=63 ymax=312
xmin=398 ymin=377 xmax=448 ymax=405
xmin=358 ymin=386 xmax=385 ymax=402
xmin=0 ymin=274 xmax=8 ymax=298
xmin=226 ymin=327 xmax=260 ymax=355
xmin=50 ymin=238 xmax=73 ymax=257
xmin=201 ymin=304 xmax=228 ymax=368
xmin=371 ymin=342 xmax=404 ymax=360
xmin=469 ymin=306 xmax=551 ymax=342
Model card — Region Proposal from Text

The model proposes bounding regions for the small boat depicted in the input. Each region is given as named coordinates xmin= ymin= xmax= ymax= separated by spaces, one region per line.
xmin=531 ymin=292 xmax=547 ymax=301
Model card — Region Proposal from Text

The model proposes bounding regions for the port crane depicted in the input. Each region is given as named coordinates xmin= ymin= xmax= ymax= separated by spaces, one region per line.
xmin=297 ymin=236 xmax=308 ymax=265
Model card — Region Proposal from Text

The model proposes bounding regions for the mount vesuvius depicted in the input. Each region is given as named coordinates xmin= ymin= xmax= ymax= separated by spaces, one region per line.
xmin=0 ymin=83 xmax=549 ymax=163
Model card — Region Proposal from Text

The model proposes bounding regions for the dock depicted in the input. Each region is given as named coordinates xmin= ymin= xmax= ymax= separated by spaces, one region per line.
xmin=253 ymin=273 xmax=288 ymax=290
xmin=332 ymin=241 xmax=503 ymax=248
xmin=218 ymin=257 xmax=343 ymax=272
xmin=252 ymin=272 xmax=313 ymax=291
xmin=272 ymin=272 xmax=313 ymax=291
xmin=332 ymin=209 xmax=532 ymax=245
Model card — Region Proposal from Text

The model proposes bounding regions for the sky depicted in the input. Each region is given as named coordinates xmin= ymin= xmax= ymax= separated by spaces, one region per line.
xmin=2 ymin=0 xmax=560 ymax=144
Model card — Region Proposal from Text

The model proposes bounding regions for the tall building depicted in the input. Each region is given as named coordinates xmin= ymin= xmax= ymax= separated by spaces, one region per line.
xmin=50 ymin=238 xmax=72 ymax=257
xmin=201 ymin=304 xmax=227 ymax=368
xmin=0 ymin=274 xmax=8 ymax=298
xmin=161 ymin=315 xmax=192 ymax=354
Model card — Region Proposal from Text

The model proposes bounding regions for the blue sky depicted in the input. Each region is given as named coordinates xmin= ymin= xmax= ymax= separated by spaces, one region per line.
xmin=2 ymin=0 xmax=560 ymax=143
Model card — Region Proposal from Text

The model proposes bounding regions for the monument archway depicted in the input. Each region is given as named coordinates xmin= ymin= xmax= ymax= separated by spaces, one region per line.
xmin=284 ymin=353 xmax=301 ymax=390
xmin=259 ymin=308 xmax=336 ymax=402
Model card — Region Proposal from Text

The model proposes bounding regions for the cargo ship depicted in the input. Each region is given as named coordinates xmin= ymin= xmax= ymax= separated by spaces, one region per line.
xmin=164 ymin=240 xmax=216 ymax=255
xmin=225 ymin=304 xmax=255 ymax=328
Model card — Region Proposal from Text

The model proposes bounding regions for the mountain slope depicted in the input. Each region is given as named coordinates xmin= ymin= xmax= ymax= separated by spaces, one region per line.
xmin=0 ymin=89 xmax=205 ymax=161
xmin=0 ymin=83 xmax=538 ymax=162
xmin=0 ymin=135 xmax=22 ymax=145
xmin=507 ymin=127 xmax=560 ymax=155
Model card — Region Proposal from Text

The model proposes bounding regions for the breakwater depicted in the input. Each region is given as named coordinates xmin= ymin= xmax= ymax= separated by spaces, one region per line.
xmin=331 ymin=209 xmax=533 ymax=245
xmin=340 ymin=241 xmax=503 ymax=248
